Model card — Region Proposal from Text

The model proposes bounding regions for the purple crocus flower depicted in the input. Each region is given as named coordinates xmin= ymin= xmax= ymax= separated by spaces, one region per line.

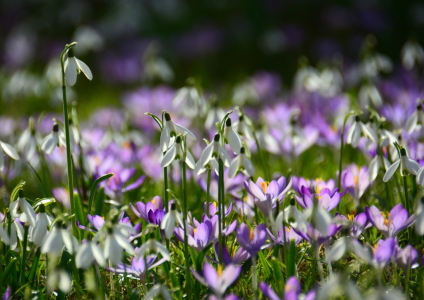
xmin=236 ymin=223 xmax=267 ymax=256
xmin=395 ymin=244 xmax=419 ymax=270
xmin=131 ymin=196 xmax=168 ymax=225
xmin=108 ymin=254 xmax=166 ymax=283
xmin=295 ymin=185 xmax=343 ymax=211
xmin=174 ymin=220 xmax=214 ymax=252
xmin=211 ymin=243 xmax=251 ymax=266
xmin=191 ymin=262 xmax=241 ymax=298
xmin=349 ymin=212 xmax=370 ymax=238
xmin=373 ymin=238 xmax=396 ymax=269
xmin=341 ymin=164 xmax=371 ymax=205
xmin=260 ymin=277 xmax=316 ymax=300
xmin=244 ymin=176 xmax=291 ymax=216
xmin=267 ymin=226 xmax=303 ymax=246
xmin=366 ymin=204 xmax=415 ymax=237
xmin=2 ymin=286 xmax=11 ymax=300
xmin=99 ymin=167 xmax=145 ymax=201
xmin=294 ymin=215 xmax=346 ymax=246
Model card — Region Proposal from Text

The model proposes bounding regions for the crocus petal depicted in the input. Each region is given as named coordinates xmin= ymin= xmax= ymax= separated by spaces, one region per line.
xmin=383 ymin=159 xmax=401 ymax=182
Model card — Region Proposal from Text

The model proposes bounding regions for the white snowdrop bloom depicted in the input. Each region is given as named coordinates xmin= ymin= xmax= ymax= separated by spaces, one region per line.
xmin=64 ymin=48 xmax=93 ymax=86
xmin=383 ymin=148 xmax=421 ymax=182
xmin=160 ymin=203 xmax=183 ymax=239
xmin=405 ymin=104 xmax=424 ymax=134
xmin=234 ymin=114 xmax=254 ymax=140
xmin=173 ymin=86 xmax=206 ymax=117
xmin=0 ymin=140 xmax=19 ymax=172
xmin=417 ymin=167 xmax=424 ymax=187
xmin=304 ymin=205 xmax=332 ymax=236
xmin=0 ymin=227 xmax=9 ymax=245
xmin=145 ymin=284 xmax=172 ymax=300
xmin=9 ymin=190 xmax=36 ymax=227
xmin=368 ymin=155 xmax=391 ymax=182
xmin=59 ymin=118 xmax=80 ymax=148
xmin=379 ymin=129 xmax=398 ymax=148
xmin=103 ymin=224 xmax=135 ymax=265
xmin=136 ymin=235 xmax=170 ymax=261
xmin=232 ymin=80 xmax=260 ymax=106
xmin=4 ymin=220 xmax=24 ymax=250
xmin=346 ymin=116 xmax=378 ymax=148
xmin=75 ymin=238 xmax=106 ymax=269
xmin=30 ymin=204 xmax=53 ymax=246
xmin=223 ymin=118 xmax=242 ymax=155
xmin=401 ymin=40 xmax=424 ymax=70
xmin=228 ymin=147 xmax=254 ymax=178
xmin=414 ymin=197 xmax=424 ymax=235
xmin=359 ymin=84 xmax=383 ymax=108
xmin=41 ymin=222 xmax=79 ymax=255
xmin=160 ymin=112 xmax=196 ymax=152
xmin=161 ymin=136 xmax=195 ymax=169
xmin=41 ymin=123 xmax=61 ymax=154
xmin=47 ymin=268 xmax=72 ymax=294
xmin=276 ymin=198 xmax=307 ymax=232
xmin=17 ymin=117 xmax=38 ymax=161
xmin=205 ymin=105 xmax=225 ymax=130
xmin=194 ymin=133 xmax=230 ymax=175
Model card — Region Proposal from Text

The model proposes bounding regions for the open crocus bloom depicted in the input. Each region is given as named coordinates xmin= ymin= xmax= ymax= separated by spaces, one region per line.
xmin=366 ymin=204 xmax=415 ymax=237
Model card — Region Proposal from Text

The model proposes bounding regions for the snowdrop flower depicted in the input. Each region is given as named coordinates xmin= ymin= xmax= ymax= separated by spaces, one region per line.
xmin=401 ymin=40 xmax=424 ymax=70
xmin=136 ymin=234 xmax=170 ymax=261
xmin=103 ymin=224 xmax=135 ymax=265
xmin=383 ymin=148 xmax=421 ymax=182
xmin=10 ymin=190 xmax=36 ymax=227
xmin=194 ymin=133 xmax=230 ymax=175
xmin=358 ymin=84 xmax=383 ymax=108
xmin=275 ymin=198 xmax=307 ymax=232
xmin=368 ymin=155 xmax=391 ymax=182
xmin=17 ymin=117 xmax=38 ymax=161
xmin=160 ymin=203 xmax=183 ymax=239
xmin=234 ymin=114 xmax=254 ymax=140
xmin=30 ymin=204 xmax=53 ymax=246
xmin=223 ymin=118 xmax=242 ymax=154
xmin=0 ymin=139 xmax=19 ymax=172
xmin=172 ymin=85 xmax=206 ymax=117
xmin=228 ymin=147 xmax=254 ymax=178
xmin=75 ymin=236 xmax=106 ymax=269
xmin=346 ymin=116 xmax=378 ymax=148
xmin=64 ymin=48 xmax=93 ymax=86
xmin=41 ymin=222 xmax=79 ymax=255
xmin=145 ymin=284 xmax=172 ymax=300
xmin=160 ymin=112 xmax=196 ymax=152
xmin=414 ymin=197 xmax=424 ymax=235
xmin=47 ymin=268 xmax=72 ymax=294
xmin=41 ymin=123 xmax=61 ymax=154
xmin=405 ymin=103 xmax=423 ymax=134
xmin=161 ymin=135 xmax=195 ymax=169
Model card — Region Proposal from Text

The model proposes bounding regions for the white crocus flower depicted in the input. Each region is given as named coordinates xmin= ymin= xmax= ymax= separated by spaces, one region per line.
xmin=9 ymin=190 xmax=36 ymax=227
xmin=368 ymin=155 xmax=391 ymax=182
xmin=223 ymin=118 xmax=242 ymax=155
xmin=161 ymin=136 xmax=195 ymax=169
xmin=103 ymin=224 xmax=135 ymax=265
xmin=160 ymin=203 xmax=183 ymax=239
xmin=0 ymin=140 xmax=20 ymax=172
xmin=194 ymin=133 xmax=230 ymax=175
xmin=383 ymin=148 xmax=421 ymax=182
xmin=405 ymin=104 xmax=423 ymax=134
xmin=41 ymin=222 xmax=79 ymax=255
xmin=160 ymin=112 xmax=196 ymax=152
xmin=30 ymin=204 xmax=53 ymax=246
xmin=347 ymin=116 xmax=378 ymax=148
xmin=64 ymin=48 xmax=93 ymax=86
xmin=145 ymin=284 xmax=172 ymax=300
xmin=75 ymin=238 xmax=106 ymax=269
xmin=228 ymin=147 xmax=254 ymax=178
xmin=47 ymin=268 xmax=72 ymax=294
xmin=41 ymin=123 xmax=61 ymax=154
xmin=136 ymin=235 xmax=170 ymax=261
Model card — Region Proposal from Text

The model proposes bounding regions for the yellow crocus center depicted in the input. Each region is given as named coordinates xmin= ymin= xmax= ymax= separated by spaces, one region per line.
xmin=261 ymin=181 xmax=269 ymax=194
xmin=152 ymin=198 xmax=157 ymax=206
xmin=193 ymin=228 xmax=197 ymax=236
xmin=249 ymin=228 xmax=255 ymax=241
xmin=122 ymin=141 xmax=131 ymax=149
xmin=383 ymin=212 xmax=390 ymax=227
xmin=347 ymin=214 xmax=355 ymax=222
xmin=354 ymin=175 xmax=359 ymax=188
xmin=373 ymin=243 xmax=379 ymax=253
xmin=315 ymin=178 xmax=323 ymax=200
xmin=217 ymin=265 xmax=223 ymax=277
xmin=213 ymin=202 xmax=217 ymax=208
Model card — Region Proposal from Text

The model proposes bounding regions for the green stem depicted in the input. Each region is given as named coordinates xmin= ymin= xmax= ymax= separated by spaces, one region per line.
xmin=218 ymin=158 xmax=224 ymax=263
xmin=206 ymin=168 xmax=211 ymax=216
xmin=252 ymin=255 xmax=258 ymax=300
xmin=60 ymin=45 xmax=78 ymax=239
xmin=253 ymin=131 xmax=269 ymax=179
xmin=405 ymin=262 xmax=411 ymax=299
xmin=164 ymin=164 xmax=169 ymax=250
xmin=182 ymin=161 xmax=192 ymax=300
xmin=337 ymin=117 xmax=348 ymax=189
xmin=20 ymin=225 xmax=29 ymax=285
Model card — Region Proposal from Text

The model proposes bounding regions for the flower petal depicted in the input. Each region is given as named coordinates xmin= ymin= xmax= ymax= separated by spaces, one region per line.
xmin=383 ymin=159 xmax=401 ymax=182
xmin=76 ymin=58 xmax=93 ymax=80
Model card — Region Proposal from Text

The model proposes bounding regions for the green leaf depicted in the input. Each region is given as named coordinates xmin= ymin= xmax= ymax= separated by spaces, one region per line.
xmin=74 ymin=192 xmax=86 ymax=226
xmin=10 ymin=181 xmax=26 ymax=202
xmin=196 ymin=244 xmax=213 ymax=271
xmin=287 ymin=239 xmax=297 ymax=278
xmin=269 ymin=258 xmax=285 ymax=295
xmin=33 ymin=198 xmax=56 ymax=209
xmin=258 ymin=251 xmax=272 ymax=278
xmin=145 ymin=112 xmax=163 ymax=130
xmin=88 ymin=173 xmax=114 ymax=215
xmin=0 ymin=258 xmax=17 ymax=287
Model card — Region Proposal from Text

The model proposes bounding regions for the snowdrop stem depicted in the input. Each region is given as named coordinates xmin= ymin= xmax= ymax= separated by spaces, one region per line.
xmin=60 ymin=45 xmax=78 ymax=239
xmin=19 ymin=225 xmax=29 ymax=286
xmin=181 ymin=160 xmax=192 ymax=300
xmin=338 ymin=111 xmax=358 ymax=192
xmin=218 ymin=158 xmax=224 ymax=263
xmin=403 ymin=176 xmax=410 ymax=213
xmin=253 ymin=130 xmax=270 ymax=180
xmin=206 ymin=168 xmax=211 ymax=216
xmin=405 ymin=261 xmax=411 ymax=298
xmin=315 ymin=243 xmax=324 ymax=282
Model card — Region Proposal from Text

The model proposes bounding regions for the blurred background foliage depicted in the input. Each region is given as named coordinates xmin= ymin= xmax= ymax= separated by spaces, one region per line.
xmin=1 ymin=0 xmax=424 ymax=117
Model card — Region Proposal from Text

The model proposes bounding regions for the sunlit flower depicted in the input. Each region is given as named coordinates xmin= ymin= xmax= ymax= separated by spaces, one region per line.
xmin=401 ymin=40 xmax=424 ymax=70
xmin=41 ymin=222 xmax=78 ymax=255
xmin=30 ymin=204 xmax=53 ymax=246
xmin=195 ymin=133 xmax=230 ymax=175
xmin=414 ymin=197 xmax=424 ymax=235
xmin=160 ymin=203 xmax=183 ymax=239
xmin=223 ymin=118 xmax=242 ymax=155
xmin=103 ymin=224 xmax=135 ymax=265
xmin=228 ymin=147 xmax=254 ymax=178
xmin=366 ymin=204 xmax=415 ymax=237
xmin=346 ymin=116 xmax=378 ymax=148
xmin=160 ymin=112 xmax=196 ymax=152
xmin=136 ymin=234 xmax=170 ymax=261
xmin=405 ymin=103 xmax=423 ymax=134
xmin=41 ymin=123 xmax=62 ymax=154
xmin=47 ymin=268 xmax=72 ymax=294
xmin=0 ymin=139 xmax=19 ymax=172
xmin=9 ymin=190 xmax=36 ymax=227
xmin=75 ymin=237 xmax=106 ymax=269
xmin=383 ymin=148 xmax=421 ymax=182
xmin=64 ymin=48 xmax=93 ymax=86
xmin=236 ymin=223 xmax=267 ymax=256
xmin=145 ymin=284 xmax=172 ymax=300
xmin=161 ymin=135 xmax=195 ymax=169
